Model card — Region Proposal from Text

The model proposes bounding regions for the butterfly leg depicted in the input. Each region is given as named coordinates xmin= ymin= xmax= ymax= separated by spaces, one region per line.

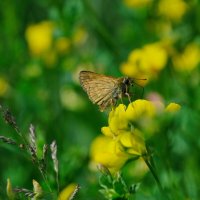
xmin=110 ymin=98 xmax=116 ymax=111
xmin=125 ymin=92 xmax=132 ymax=103
xmin=124 ymin=84 xmax=132 ymax=103
xmin=124 ymin=84 xmax=135 ymax=109
xmin=118 ymin=93 xmax=126 ymax=111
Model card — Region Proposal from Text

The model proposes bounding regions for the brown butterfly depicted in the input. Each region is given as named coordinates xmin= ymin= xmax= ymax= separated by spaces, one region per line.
xmin=79 ymin=71 xmax=146 ymax=112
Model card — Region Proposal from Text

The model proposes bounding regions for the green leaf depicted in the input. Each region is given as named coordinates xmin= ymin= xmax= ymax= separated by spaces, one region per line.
xmin=99 ymin=174 xmax=113 ymax=189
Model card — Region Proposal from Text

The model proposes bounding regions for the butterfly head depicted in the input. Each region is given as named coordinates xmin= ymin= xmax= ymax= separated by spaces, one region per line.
xmin=122 ymin=77 xmax=134 ymax=86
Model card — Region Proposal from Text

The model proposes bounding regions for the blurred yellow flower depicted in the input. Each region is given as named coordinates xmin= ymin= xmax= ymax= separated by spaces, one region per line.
xmin=0 ymin=77 xmax=9 ymax=96
xmin=58 ymin=183 xmax=79 ymax=200
xmin=72 ymin=26 xmax=88 ymax=46
xmin=142 ymin=43 xmax=168 ymax=70
xmin=123 ymin=0 xmax=152 ymax=8
xmin=172 ymin=43 xmax=200 ymax=72
xmin=25 ymin=21 xmax=54 ymax=56
xmin=55 ymin=37 xmax=71 ymax=54
xmin=121 ymin=42 xmax=168 ymax=81
xmin=165 ymin=103 xmax=181 ymax=113
xmin=158 ymin=0 xmax=187 ymax=21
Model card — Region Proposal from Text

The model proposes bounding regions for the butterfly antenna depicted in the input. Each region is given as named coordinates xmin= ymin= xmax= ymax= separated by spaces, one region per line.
xmin=133 ymin=78 xmax=147 ymax=81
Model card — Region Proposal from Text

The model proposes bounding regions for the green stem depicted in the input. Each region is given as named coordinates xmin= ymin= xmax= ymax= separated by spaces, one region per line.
xmin=143 ymin=157 xmax=163 ymax=192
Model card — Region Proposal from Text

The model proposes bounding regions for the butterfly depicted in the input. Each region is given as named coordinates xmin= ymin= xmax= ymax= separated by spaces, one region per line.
xmin=79 ymin=70 xmax=146 ymax=112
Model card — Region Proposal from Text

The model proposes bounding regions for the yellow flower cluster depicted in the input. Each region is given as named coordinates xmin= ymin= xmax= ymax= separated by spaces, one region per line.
xmin=25 ymin=21 xmax=88 ymax=70
xmin=25 ymin=21 xmax=88 ymax=57
xmin=172 ymin=43 xmax=200 ymax=72
xmin=121 ymin=42 xmax=168 ymax=81
xmin=90 ymin=100 xmax=180 ymax=173
xmin=25 ymin=21 xmax=71 ymax=67
xmin=158 ymin=0 xmax=188 ymax=22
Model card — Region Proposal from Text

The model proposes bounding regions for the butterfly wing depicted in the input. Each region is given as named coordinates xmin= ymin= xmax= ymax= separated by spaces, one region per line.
xmin=79 ymin=71 xmax=120 ymax=111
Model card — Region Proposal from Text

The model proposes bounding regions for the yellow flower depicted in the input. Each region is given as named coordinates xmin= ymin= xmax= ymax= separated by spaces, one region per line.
xmin=90 ymin=131 xmax=146 ymax=173
xmin=158 ymin=0 xmax=187 ymax=21
xmin=165 ymin=103 xmax=181 ymax=113
xmin=141 ymin=43 xmax=168 ymax=71
xmin=107 ymin=104 xmax=129 ymax=136
xmin=120 ymin=50 xmax=143 ymax=78
xmin=119 ymin=129 xmax=146 ymax=156
xmin=0 ymin=77 xmax=9 ymax=96
xmin=121 ymin=42 xmax=168 ymax=81
xmin=90 ymin=136 xmax=130 ymax=172
xmin=126 ymin=99 xmax=157 ymax=121
xmin=25 ymin=21 xmax=54 ymax=56
xmin=172 ymin=43 xmax=200 ymax=72
xmin=126 ymin=100 xmax=161 ymax=137
xmin=123 ymin=0 xmax=152 ymax=8
xmin=57 ymin=183 xmax=79 ymax=200
xmin=90 ymin=100 xmax=181 ymax=173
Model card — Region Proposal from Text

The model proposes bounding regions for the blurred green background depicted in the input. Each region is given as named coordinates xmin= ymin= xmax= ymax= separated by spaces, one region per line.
xmin=0 ymin=0 xmax=200 ymax=199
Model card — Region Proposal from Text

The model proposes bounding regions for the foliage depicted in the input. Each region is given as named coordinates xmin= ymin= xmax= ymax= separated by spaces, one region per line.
xmin=0 ymin=0 xmax=200 ymax=199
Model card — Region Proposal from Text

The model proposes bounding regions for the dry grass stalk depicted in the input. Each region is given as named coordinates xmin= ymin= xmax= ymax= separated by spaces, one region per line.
xmin=0 ymin=107 xmax=19 ymax=133
xmin=28 ymin=124 xmax=37 ymax=162
xmin=50 ymin=140 xmax=59 ymax=192
xmin=50 ymin=140 xmax=58 ymax=174
xmin=14 ymin=188 xmax=35 ymax=198
xmin=0 ymin=136 xmax=17 ymax=145
xmin=40 ymin=144 xmax=48 ymax=174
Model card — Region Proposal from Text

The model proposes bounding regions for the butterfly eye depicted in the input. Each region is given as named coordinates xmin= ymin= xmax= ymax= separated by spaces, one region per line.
xmin=123 ymin=78 xmax=129 ymax=85
xmin=123 ymin=78 xmax=133 ymax=86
